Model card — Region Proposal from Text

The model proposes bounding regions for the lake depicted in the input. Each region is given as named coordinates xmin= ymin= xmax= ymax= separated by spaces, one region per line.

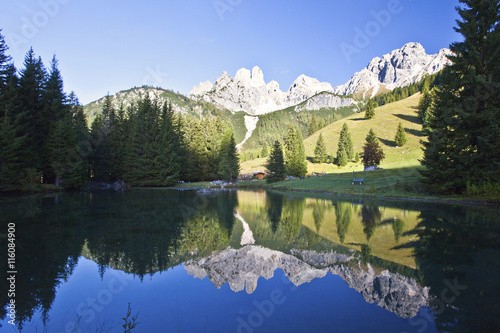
xmin=1 ymin=189 xmax=499 ymax=332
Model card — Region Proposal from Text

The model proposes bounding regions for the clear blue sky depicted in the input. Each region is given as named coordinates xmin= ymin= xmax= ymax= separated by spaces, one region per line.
xmin=0 ymin=0 xmax=461 ymax=104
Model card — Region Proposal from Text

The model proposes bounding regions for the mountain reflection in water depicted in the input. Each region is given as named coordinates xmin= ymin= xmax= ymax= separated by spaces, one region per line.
xmin=0 ymin=189 xmax=499 ymax=332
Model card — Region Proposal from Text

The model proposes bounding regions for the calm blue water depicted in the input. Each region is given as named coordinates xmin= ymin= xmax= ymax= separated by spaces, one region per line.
xmin=1 ymin=190 xmax=499 ymax=332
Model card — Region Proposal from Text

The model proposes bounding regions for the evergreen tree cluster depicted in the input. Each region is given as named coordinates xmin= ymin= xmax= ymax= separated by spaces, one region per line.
xmin=308 ymin=114 xmax=326 ymax=136
xmin=90 ymin=95 xmax=240 ymax=186
xmin=421 ymin=0 xmax=500 ymax=194
xmin=0 ymin=32 xmax=88 ymax=190
xmin=371 ymin=72 xmax=443 ymax=107
xmin=265 ymin=125 xmax=308 ymax=182
xmin=284 ymin=126 xmax=308 ymax=177
xmin=0 ymin=31 xmax=240 ymax=191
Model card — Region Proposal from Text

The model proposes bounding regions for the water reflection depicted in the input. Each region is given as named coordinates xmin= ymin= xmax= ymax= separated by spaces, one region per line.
xmin=1 ymin=190 xmax=499 ymax=331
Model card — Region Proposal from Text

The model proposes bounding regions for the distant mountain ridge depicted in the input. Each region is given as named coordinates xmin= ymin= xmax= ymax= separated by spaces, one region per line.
xmin=190 ymin=66 xmax=342 ymax=116
xmin=333 ymin=42 xmax=452 ymax=97
xmin=190 ymin=42 xmax=451 ymax=114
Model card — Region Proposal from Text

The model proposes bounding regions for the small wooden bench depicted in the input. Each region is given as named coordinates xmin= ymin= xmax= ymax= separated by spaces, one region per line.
xmin=352 ymin=178 xmax=364 ymax=185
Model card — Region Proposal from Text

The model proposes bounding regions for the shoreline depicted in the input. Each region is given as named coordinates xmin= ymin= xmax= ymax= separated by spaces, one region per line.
xmin=171 ymin=182 xmax=499 ymax=207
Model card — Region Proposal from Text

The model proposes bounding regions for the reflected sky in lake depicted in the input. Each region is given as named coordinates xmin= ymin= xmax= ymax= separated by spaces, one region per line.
xmin=1 ymin=189 xmax=499 ymax=332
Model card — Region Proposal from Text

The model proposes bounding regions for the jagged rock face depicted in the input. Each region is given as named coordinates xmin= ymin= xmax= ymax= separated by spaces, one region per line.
xmin=334 ymin=42 xmax=452 ymax=97
xmin=185 ymin=246 xmax=329 ymax=294
xmin=294 ymin=92 xmax=359 ymax=112
xmin=185 ymin=246 xmax=429 ymax=318
xmin=328 ymin=265 xmax=429 ymax=318
xmin=190 ymin=43 xmax=451 ymax=114
xmin=189 ymin=66 xmax=338 ymax=115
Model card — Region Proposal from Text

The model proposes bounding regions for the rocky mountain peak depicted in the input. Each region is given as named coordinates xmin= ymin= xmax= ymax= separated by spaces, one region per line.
xmin=185 ymin=245 xmax=429 ymax=318
xmin=189 ymin=67 xmax=341 ymax=115
xmin=334 ymin=42 xmax=452 ymax=97
xmin=189 ymin=42 xmax=451 ymax=114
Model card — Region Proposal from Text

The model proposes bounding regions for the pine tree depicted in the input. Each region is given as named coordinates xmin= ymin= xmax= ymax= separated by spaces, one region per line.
xmin=0 ymin=29 xmax=12 ymax=92
xmin=154 ymin=102 xmax=181 ymax=185
xmin=394 ymin=122 xmax=408 ymax=147
xmin=313 ymin=133 xmax=327 ymax=163
xmin=218 ymin=129 xmax=240 ymax=181
xmin=90 ymin=97 xmax=113 ymax=182
xmin=18 ymin=48 xmax=47 ymax=173
xmin=336 ymin=123 xmax=353 ymax=166
xmin=362 ymin=129 xmax=385 ymax=167
xmin=69 ymin=94 xmax=90 ymax=184
xmin=42 ymin=56 xmax=68 ymax=183
xmin=284 ymin=126 xmax=308 ymax=177
xmin=124 ymin=95 xmax=160 ymax=185
xmin=421 ymin=0 xmax=500 ymax=193
xmin=337 ymin=147 xmax=348 ymax=167
xmin=364 ymin=99 xmax=375 ymax=119
xmin=265 ymin=141 xmax=286 ymax=183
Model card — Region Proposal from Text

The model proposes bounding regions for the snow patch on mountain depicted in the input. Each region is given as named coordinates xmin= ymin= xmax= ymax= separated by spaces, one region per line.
xmin=236 ymin=116 xmax=259 ymax=149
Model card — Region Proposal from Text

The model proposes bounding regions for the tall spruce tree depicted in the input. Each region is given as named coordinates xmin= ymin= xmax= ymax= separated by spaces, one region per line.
xmin=265 ymin=140 xmax=286 ymax=183
xmin=42 ymin=56 xmax=68 ymax=183
xmin=394 ymin=122 xmax=408 ymax=147
xmin=90 ymin=95 xmax=114 ymax=182
xmin=18 ymin=48 xmax=47 ymax=173
xmin=153 ymin=102 xmax=181 ymax=185
xmin=362 ymin=129 xmax=385 ymax=167
xmin=420 ymin=0 xmax=500 ymax=193
xmin=0 ymin=29 xmax=12 ymax=92
xmin=336 ymin=123 xmax=354 ymax=165
xmin=364 ymin=99 xmax=375 ymax=119
xmin=69 ymin=93 xmax=90 ymax=184
xmin=218 ymin=129 xmax=240 ymax=181
xmin=284 ymin=126 xmax=308 ymax=177
xmin=313 ymin=133 xmax=327 ymax=163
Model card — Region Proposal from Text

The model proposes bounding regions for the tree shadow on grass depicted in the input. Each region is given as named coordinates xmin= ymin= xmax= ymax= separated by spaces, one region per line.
xmin=406 ymin=128 xmax=425 ymax=137
xmin=394 ymin=113 xmax=422 ymax=125
xmin=379 ymin=137 xmax=395 ymax=147
xmin=351 ymin=117 xmax=367 ymax=121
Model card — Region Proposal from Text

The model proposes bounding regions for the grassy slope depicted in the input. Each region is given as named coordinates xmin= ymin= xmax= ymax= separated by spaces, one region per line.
xmin=241 ymin=93 xmax=424 ymax=175
xmin=305 ymin=92 xmax=425 ymax=171
xmin=237 ymin=93 xmax=441 ymax=199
